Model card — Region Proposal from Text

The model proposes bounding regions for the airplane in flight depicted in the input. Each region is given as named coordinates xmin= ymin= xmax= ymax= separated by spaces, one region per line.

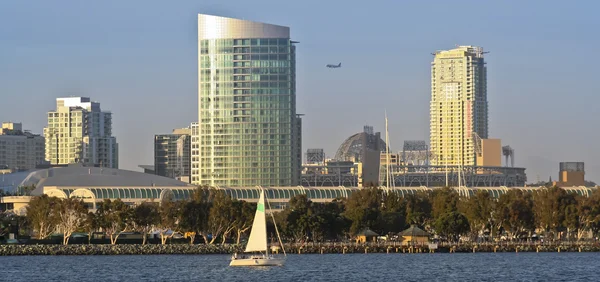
xmin=326 ymin=63 xmax=341 ymax=68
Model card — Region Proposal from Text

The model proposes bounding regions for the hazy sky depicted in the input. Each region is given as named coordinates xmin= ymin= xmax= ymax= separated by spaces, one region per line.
xmin=1 ymin=0 xmax=599 ymax=183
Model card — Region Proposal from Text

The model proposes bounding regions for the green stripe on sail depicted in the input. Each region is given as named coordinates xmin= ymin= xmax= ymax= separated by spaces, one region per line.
xmin=257 ymin=203 xmax=265 ymax=212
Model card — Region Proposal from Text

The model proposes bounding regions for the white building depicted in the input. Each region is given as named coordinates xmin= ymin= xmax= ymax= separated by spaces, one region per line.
xmin=43 ymin=97 xmax=118 ymax=168
xmin=0 ymin=122 xmax=46 ymax=171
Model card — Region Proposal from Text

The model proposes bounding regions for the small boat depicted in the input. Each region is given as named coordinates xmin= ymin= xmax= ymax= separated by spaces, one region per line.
xmin=230 ymin=189 xmax=286 ymax=267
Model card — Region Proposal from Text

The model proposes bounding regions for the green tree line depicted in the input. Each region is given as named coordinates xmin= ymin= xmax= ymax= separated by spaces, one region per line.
xmin=9 ymin=186 xmax=600 ymax=245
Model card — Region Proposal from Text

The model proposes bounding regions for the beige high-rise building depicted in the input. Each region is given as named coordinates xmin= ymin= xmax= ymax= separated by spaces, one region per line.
xmin=44 ymin=97 xmax=118 ymax=168
xmin=430 ymin=46 xmax=488 ymax=166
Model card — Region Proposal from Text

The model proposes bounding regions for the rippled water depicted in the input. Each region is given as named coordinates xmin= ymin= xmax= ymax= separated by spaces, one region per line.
xmin=1 ymin=253 xmax=599 ymax=281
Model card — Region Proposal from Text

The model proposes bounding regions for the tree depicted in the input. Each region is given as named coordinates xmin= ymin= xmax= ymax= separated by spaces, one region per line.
xmin=315 ymin=199 xmax=350 ymax=241
xmin=404 ymin=191 xmax=432 ymax=227
xmin=434 ymin=211 xmax=470 ymax=242
xmin=578 ymin=189 xmax=600 ymax=239
xmin=495 ymin=190 xmax=534 ymax=240
xmin=82 ymin=212 xmax=98 ymax=244
xmin=270 ymin=210 xmax=291 ymax=242
xmin=55 ymin=198 xmax=87 ymax=245
xmin=289 ymin=194 xmax=310 ymax=213
xmin=1 ymin=212 xmax=29 ymax=239
xmin=231 ymin=200 xmax=255 ymax=244
xmin=308 ymin=200 xmax=350 ymax=242
xmin=343 ymin=188 xmax=382 ymax=235
xmin=563 ymin=201 xmax=580 ymax=240
xmin=0 ymin=211 xmax=17 ymax=238
xmin=179 ymin=187 xmax=223 ymax=244
xmin=96 ymin=199 xmax=132 ymax=244
xmin=285 ymin=194 xmax=314 ymax=242
xmin=533 ymin=186 xmax=579 ymax=240
xmin=431 ymin=187 xmax=459 ymax=220
xmin=207 ymin=189 xmax=235 ymax=244
xmin=286 ymin=208 xmax=313 ymax=242
xmin=459 ymin=190 xmax=495 ymax=241
xmin=133 ymin=202 xmax=160 ymax=245
xmin=378 ymin=192 xmax=407 ymax=235
xmin=26 ymin=195 xmax=60 ymax=239
xmin=157 ymin=197 xmax=183 ymax=245
xmin=533 ymin=187 xmax=562 ymax=239
xmin=179 ymin=200 xmax=205 ymax=244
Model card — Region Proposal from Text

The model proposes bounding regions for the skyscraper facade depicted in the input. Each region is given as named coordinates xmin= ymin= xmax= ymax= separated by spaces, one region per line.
xmin=193 ymin=14 xmax=301 ymax=187
xmin=430 ymin=46 xmax=488 ymax=167
xmin=44 ymin=97 xmax=118 ymax=168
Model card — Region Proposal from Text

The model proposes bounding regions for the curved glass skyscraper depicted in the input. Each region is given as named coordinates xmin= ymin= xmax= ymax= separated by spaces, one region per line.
xmin=192 ymin=14 xmax=301 ymax=187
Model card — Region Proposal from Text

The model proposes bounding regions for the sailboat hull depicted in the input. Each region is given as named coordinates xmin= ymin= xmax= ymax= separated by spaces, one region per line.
xmin=229 ymin=256 xmax=285 ymax=267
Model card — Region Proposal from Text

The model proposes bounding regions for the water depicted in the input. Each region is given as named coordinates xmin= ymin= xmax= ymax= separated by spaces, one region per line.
xmin=1 ymin=253 xmax=598 ymax=281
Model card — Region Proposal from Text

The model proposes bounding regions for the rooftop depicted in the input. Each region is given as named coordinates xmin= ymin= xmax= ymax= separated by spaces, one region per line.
xmin=0 ymin=164 xmax=192 ymax=194
xmin=398 ymin=225 xmax=429 ymax=237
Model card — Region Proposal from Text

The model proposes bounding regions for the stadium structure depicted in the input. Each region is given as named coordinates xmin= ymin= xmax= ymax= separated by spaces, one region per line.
xmin=300 ymin=127 xmax=527 ymax=187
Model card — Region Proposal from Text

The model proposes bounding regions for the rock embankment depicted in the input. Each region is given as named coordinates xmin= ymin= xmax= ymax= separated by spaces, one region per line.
xmin=2 ymin=243 xmax=600 ymax=256
xmin=0 ymin=244 xmax=243 ymax=256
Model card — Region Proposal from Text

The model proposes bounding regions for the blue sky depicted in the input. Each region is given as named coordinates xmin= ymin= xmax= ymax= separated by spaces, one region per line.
xmin=1 ymin=0 xmax=599 ymax=183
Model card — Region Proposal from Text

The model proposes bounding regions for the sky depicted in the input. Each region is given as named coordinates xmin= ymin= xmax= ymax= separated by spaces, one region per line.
xmin=1 ymin=0 xmax=599 ymax=183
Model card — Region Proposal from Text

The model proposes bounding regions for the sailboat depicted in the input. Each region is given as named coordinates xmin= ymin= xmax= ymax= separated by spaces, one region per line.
xmin=229 ymin=189 xmax=286 ymax=266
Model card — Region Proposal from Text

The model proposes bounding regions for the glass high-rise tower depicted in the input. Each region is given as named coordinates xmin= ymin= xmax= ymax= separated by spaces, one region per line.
xmin=430 ymin=46 xmax=488 ymax=167
xmin=192 ymin=14 xmax=301 ymax=187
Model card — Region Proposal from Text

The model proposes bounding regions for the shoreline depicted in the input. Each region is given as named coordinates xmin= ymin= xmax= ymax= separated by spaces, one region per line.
xmin=2 ymin=243 xmax=600 ymax=256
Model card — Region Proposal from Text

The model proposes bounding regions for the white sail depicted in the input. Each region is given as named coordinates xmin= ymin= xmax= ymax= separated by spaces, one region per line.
xmin=244 ymin=190 xmax=268 ymax=252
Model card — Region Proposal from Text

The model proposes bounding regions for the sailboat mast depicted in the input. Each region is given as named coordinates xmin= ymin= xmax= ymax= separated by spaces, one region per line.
xmin=445 ymin=99 xmax=449 ymax=187
xmin=262 ymin=189 xmax=269 ymax=257
xmin=385 ymin=111 xmax=391 ymax=191
xmin=267 ymin=191 xmax=287 ymax=256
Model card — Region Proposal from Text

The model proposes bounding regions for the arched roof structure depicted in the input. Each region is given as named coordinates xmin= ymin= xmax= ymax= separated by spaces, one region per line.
xmin=334 ymin=131 xmax=386 ymax=162
xmin=43 ymin=187 xmax=194 ymax=201
xmin=11 ymin=164 xmax=192 ymax=194
xmin=36 ymin=185 xmax=600 ymax=203
xmin=5 ymin=184 xmax=597 ymax=213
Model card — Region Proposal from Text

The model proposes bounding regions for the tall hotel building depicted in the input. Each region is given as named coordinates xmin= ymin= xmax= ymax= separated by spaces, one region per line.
xmin=44 ymin=97 xmax=118 ymax=168
xmin=430 ymin=46 xmax=488 ymax=167
xmin=192 ymin=14 xmax=301 ymax=187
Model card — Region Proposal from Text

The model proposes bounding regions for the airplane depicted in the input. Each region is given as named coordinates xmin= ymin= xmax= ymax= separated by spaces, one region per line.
xmin=326 ymin=63 xmax=341 ymax=68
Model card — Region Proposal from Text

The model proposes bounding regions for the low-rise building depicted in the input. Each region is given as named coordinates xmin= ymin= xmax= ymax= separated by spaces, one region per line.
xmin=0 ymin=164 xmax=193 ymax=214
xmin=1 ymin=164 xmax=596 ymax=215
xmin=399 ymin=225 xmax=429 ymax=246
xmin=553 ymin=162 xmax=586 ymax=187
